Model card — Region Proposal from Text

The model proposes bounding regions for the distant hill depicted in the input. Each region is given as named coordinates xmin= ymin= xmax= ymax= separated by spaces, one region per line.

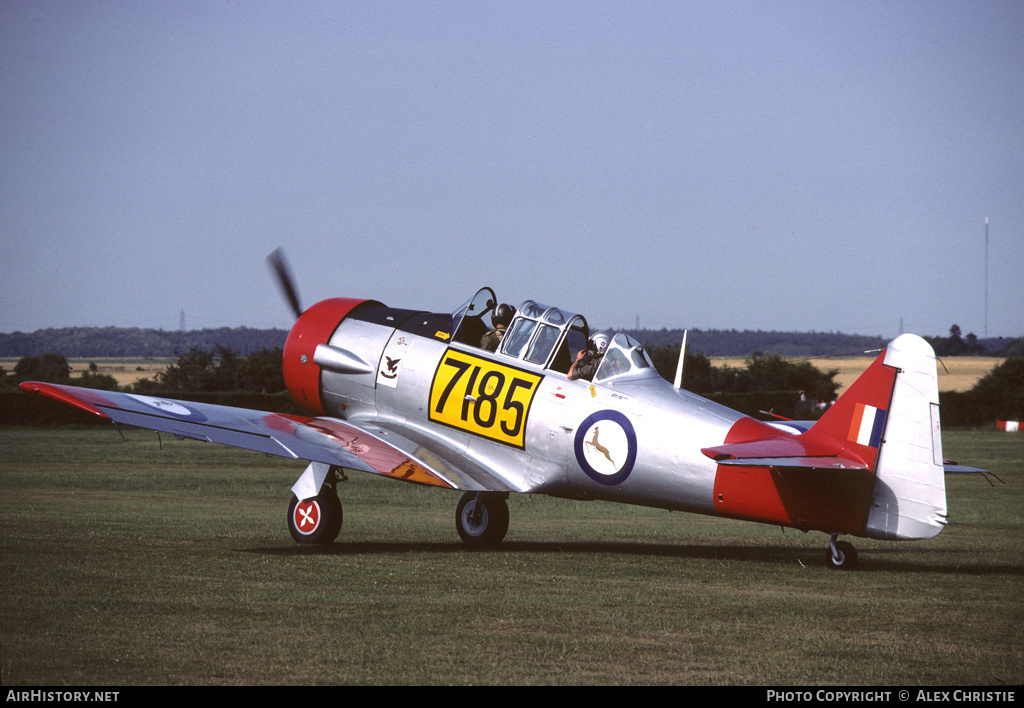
xmin=623 ymin=328 xmax=1015 ymax=358
xmin=0 ymin=327 xmax=288 ymax=358
xmin=622 ymin=328 xmax=889 ymax=358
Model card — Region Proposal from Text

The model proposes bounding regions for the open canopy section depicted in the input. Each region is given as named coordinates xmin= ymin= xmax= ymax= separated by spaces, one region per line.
xmin=451 ymin=287 xmax=500 ymax=347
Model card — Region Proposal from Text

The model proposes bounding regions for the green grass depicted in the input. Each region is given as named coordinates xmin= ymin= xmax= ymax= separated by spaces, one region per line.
xmin=1 ymin=427 xmax=1021 ymax=685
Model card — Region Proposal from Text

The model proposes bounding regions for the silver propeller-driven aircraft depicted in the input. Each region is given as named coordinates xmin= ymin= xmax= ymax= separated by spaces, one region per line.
xmin=21 ymin=250 xmax=968 ymax=569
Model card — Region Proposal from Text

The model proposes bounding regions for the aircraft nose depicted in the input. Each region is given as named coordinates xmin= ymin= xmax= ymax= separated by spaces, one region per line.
xmin=283 ymin=298 xmax=373 ymax=414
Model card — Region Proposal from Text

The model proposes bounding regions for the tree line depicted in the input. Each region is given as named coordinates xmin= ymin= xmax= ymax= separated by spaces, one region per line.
xmin=924 ymin=324 xmax=1024 ymax=357
xmin=3 ymin=340 xmax=1021 ymax=427
xmin=0 ymin=343 xmax=838 ymax=420
xmin=0 ymin=344 xmax=843 ymax=421
xmin=0 ymin=326 xmax=287 ymax=358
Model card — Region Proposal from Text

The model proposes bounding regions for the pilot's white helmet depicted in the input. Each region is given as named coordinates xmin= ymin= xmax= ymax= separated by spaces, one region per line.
xmin=590 ymin=331 xmax=610 ymax=353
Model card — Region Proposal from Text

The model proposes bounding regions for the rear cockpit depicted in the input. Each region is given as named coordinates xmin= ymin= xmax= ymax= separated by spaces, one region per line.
xmin=592 ymin=332 xmax=658 ymax=382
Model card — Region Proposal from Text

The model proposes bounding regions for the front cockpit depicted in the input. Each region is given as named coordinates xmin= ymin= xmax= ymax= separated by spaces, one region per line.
xmin=450 ymin=288 xmax=657 ymax=383
xmin=499 ymin=300 xmax=588 ymax=374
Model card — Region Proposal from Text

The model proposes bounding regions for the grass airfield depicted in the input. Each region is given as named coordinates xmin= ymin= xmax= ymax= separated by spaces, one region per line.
xmin=1 ymin=427 xmax=1021 ymax=686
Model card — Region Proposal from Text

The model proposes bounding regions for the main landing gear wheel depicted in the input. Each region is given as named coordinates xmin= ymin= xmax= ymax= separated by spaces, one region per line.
xmin=288 ymin=487 xmax=343 ymax=545
xmin=455 ymin=492 xmax=509 ymax=547
xmin=825 ymin=534 xmax=858 ymax=570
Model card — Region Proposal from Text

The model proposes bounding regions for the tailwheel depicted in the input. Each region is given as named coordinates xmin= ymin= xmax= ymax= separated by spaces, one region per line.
xmin=455 ymin=492 xmax=509 ymax=547
xmin=825 ymin=534 xmax=858 ymax=570
xmin=288 ymin=486 xmax=343 ymax=544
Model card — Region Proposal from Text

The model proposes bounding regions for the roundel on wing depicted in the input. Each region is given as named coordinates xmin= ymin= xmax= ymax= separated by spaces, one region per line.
xmin=126 ymin=394 xmax=208 ymax=422
xmin=573 ymin=410 xmax=637 ymax=485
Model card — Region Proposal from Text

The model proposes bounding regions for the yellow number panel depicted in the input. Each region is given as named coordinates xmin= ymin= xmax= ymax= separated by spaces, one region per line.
xmin=429 ymin=348 xmax=543 ymax=449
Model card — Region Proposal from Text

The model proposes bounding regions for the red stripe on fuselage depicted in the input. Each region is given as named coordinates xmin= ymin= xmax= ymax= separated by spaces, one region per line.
xmin=712 ymin=418 xmax=807 ymax=529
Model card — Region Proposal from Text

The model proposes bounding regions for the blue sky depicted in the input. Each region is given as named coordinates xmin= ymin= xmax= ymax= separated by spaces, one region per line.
xmin=2 ymin=1 xmax=1021 ymax=339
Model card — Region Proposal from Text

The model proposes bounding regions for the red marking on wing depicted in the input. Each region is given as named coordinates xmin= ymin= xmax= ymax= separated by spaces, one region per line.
xmin=302 ymin=418 xmax=454 ymax=489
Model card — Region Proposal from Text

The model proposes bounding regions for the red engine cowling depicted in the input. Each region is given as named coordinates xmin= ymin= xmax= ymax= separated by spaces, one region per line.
xmin=282 ymin=298 xmax=373 ymax=415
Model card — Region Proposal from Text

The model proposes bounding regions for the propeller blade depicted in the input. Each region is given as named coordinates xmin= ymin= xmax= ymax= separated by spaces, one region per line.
xmin=267 ymin=248 xmax=302 ymax=318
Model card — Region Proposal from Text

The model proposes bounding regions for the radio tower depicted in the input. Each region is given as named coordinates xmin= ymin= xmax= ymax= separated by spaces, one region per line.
xmin=984 ymin=218 xmax=989 ymax=338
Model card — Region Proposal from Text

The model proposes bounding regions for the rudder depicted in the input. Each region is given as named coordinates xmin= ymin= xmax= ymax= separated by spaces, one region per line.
xmin=863 ymin=334 xmax=947 ymax=540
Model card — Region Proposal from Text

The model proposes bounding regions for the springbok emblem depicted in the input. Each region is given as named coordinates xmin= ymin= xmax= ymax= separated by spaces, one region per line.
xmin=585 ymin=426 xmax=616 ymax=467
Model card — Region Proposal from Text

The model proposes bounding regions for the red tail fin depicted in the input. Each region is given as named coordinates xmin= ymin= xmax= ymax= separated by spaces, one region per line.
xmin=802 ymin=350 xmax=898 ymax=472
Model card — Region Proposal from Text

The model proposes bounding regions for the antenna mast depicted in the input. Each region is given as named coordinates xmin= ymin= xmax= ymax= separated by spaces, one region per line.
xmin=984 ymin=218 xmax=989 ymax=338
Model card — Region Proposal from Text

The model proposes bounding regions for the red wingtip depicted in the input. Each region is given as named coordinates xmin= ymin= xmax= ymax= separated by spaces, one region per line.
xmin=19 ymin=381 xmax=110 ymax=418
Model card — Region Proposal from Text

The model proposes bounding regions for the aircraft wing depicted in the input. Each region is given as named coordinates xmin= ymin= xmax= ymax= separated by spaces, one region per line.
xmin=19 ymin=381 xmax=512 ymax=493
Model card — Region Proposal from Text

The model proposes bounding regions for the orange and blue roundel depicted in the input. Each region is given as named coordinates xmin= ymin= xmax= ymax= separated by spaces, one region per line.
xmin=849 ymin=403 xmax=886 ymax=449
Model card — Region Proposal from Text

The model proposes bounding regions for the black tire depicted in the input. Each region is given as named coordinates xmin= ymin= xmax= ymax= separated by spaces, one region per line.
xmin=288 ymin=488 xmax=342 ymax=544
xmin=455 ymin=492 xmax=509 ymax=547
xmin=825 ymin=540 xmax=858 ymax=570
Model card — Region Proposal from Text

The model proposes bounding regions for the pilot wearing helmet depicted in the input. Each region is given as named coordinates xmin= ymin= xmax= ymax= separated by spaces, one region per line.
xmin=568 ymin=330 xmax=609 ymax=381
xmin=481 ymin=303 xmax=513 ymax=352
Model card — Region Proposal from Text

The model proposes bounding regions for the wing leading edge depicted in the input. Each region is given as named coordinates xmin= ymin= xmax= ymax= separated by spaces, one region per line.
xmin=19 ymin=381 xmax=512 ymax=493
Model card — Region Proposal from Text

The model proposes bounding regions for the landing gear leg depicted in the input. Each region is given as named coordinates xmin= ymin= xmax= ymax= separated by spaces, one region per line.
xmin=455 ymin=492 xmax=509 ymax=547
xmin=825 ymin=533 xmax=858 ymax=570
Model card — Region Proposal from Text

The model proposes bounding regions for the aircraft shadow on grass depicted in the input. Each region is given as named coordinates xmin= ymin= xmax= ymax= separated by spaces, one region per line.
xmin=245 ymin=541 xmax=1024 ymax=576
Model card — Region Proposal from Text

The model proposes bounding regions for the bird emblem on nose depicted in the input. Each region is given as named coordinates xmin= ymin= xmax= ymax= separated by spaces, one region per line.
xmin=381 ymin=356 xmax=401 ymax=379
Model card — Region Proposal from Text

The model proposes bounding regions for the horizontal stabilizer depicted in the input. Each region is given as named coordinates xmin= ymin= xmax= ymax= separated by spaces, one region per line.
xmin=702 ymin=427 xmax=865 ymax=469
xmin=943 ymin=463 xmax=988 ymax=474
xmin=713 ymin=456 xmax=868 ymax=470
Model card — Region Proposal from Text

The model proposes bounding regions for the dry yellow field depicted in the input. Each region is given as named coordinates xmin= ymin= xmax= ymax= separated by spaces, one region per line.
xmin=1 ymin=357 xmax=174 ymax=388
xmin=712 ymin=356 xmax=1001 ymax=396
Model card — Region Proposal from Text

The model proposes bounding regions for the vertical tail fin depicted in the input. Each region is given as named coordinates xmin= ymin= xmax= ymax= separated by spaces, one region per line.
xmin=865 ymin=334 xmax=947 ymax=539
xmin=807 ymin=334 xmax=947 ymax=540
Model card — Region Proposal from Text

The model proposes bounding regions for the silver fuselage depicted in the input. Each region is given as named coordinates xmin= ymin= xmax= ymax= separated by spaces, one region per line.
xmin=318 ymin=313 xmax=741 ymax=516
